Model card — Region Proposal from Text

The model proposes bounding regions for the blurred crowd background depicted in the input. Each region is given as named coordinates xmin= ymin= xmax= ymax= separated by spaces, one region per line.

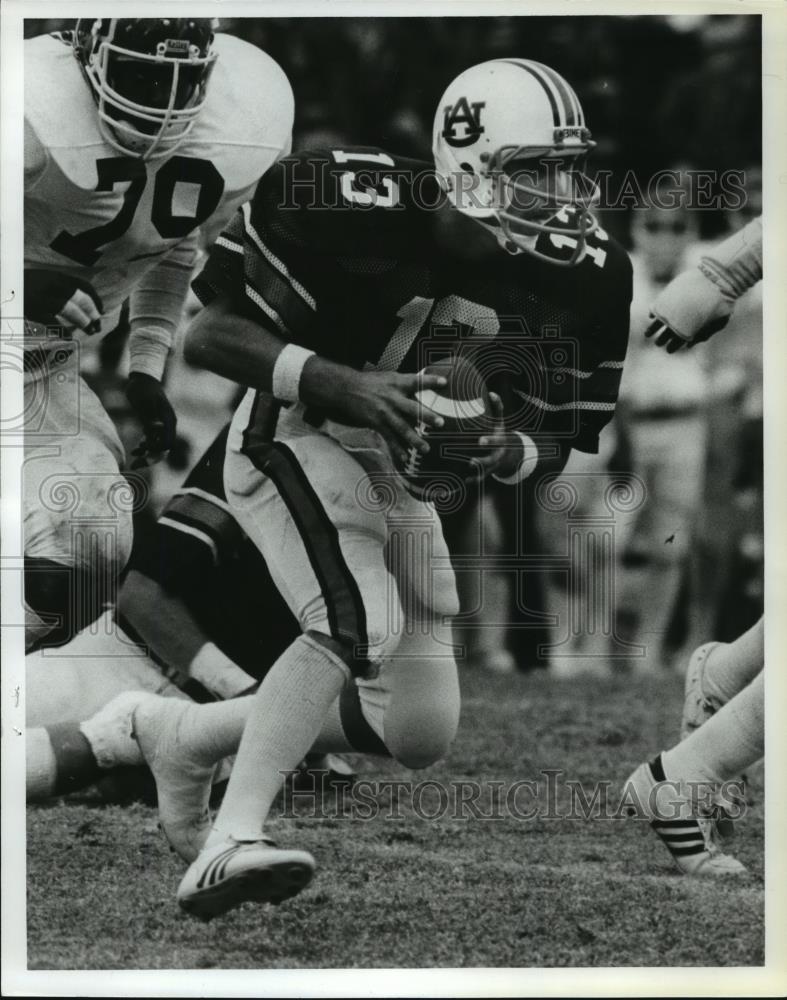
xmin=25 ymin=14 xmax=764 ymax=676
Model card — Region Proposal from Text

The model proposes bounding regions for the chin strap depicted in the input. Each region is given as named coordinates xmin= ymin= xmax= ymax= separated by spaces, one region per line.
xmin=474 ymin=217 xmax=526 ymax=255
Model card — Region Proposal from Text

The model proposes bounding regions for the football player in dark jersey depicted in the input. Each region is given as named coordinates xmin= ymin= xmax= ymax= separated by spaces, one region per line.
xmin=128 ymin=58 xmax=633 ymax=918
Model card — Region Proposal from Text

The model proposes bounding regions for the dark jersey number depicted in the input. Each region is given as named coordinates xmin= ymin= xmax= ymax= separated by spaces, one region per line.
xmin=151 ymin=156 xmax=225 ymax=239
xmin=50 ymin=158 xmax=147 ymax=267
xmin=50 ymin=156 xmax=225 ymax=266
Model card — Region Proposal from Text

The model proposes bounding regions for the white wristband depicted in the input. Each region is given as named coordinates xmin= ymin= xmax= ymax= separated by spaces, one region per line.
xmin=492 ymin=432 xmax=539 ymax=485
xmin=189 ymin=642 xmax=257 ymax=699
xmin=271 ymin=343 xmax=315 ymax=403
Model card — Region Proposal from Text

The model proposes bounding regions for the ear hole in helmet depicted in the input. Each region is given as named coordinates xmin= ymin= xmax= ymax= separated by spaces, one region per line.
xmin=459 ymin=162 xmax=475 ymax=173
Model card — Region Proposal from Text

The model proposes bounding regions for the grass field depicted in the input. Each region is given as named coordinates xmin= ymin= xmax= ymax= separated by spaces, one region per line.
xmin=26 ymin=667 xmax=764 ymax=970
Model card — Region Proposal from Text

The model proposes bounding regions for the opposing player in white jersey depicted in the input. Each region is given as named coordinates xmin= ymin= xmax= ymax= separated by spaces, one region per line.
xmin=23 ymin=19 xmax=293 ymax=650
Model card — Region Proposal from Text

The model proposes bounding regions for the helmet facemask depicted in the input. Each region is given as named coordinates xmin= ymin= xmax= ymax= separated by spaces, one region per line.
xmin=484 ymin=144 xmax=601 ymax=263
xmin=76 ymin=19 xmax=218 ymax=160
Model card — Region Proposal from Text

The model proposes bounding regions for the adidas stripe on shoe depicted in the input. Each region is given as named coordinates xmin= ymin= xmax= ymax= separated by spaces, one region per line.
xmin=177 ymin=837 xmax=315 ymax=920
xmin=623 ymin=754 xmax=746 ymax=877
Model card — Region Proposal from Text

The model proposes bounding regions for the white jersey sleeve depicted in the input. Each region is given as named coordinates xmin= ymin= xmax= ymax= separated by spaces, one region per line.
xmin=128 ymin=233 xmax=199 ymax=380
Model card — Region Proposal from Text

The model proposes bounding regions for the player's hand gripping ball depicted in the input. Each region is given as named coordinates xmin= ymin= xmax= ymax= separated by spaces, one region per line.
xmin=398 ymin=354 xmax=493 ymax=502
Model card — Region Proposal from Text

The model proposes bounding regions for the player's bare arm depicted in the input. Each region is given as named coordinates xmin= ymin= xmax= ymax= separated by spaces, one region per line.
xmin=184 ymin=292 xmax=449 ymax=461
xmin=119 ymin=571 xmax=257 ymax=699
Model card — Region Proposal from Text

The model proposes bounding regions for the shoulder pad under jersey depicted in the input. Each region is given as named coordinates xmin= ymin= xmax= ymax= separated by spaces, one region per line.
xmin=24 ymin=33 xmax=112 ymax=189
xmin=179 ymin=34 xmax=294 ymax=194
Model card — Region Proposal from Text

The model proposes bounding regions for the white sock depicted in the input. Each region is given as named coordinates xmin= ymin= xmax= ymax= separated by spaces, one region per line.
xmin=26 ymin=723 xmax=102 ymax=801
xmin=703 ymin=617 xmax=764 ymax=705
xmin=662 ymin=670 xmax=764 ymax=784
xmin=26 ymin=728 xmax=57 ymax=801
xmin=309 ymin=696 xmax=355 ymax=753
xmin=150 ymin=686 xmax=357 ymax=770
xmin=206 ymin=634 xmax=349 ymax=847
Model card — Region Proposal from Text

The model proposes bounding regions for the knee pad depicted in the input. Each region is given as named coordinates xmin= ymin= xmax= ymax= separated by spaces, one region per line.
xmin=375 ymin=635 xmax=460 ymax=769
xmin=384 ymin=682 xmax=460 ymax=769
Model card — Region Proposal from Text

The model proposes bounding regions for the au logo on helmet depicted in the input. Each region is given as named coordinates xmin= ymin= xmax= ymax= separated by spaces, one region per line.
xmin=441 ymin=97 xmax=486 ymax=148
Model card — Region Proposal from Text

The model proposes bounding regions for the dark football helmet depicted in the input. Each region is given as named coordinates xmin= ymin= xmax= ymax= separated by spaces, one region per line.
xmin=73 ymin=18 xmax=218 ymax=159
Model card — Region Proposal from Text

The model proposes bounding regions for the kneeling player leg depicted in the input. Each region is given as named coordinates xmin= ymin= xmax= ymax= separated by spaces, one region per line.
xmin=359 ymin=485 xmax=460 ymax=767
xmin=355 ymin=625 xmax=461 ymax=769
xmin=204 ymin=632 xmax=353 ymax=846
xmin=23 ymin=409 xmax=133 ymax=650
xmin=202 ymin=435 xmax=403 ymax=845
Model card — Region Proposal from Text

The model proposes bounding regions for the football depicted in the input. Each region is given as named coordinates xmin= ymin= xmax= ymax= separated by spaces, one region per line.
xmin=398 ymin=354 xmax=493 ymax=502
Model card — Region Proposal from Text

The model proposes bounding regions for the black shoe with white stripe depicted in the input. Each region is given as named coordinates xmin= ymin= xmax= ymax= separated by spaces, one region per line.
xmin=624 ymin=755 xmax=747 ymax=878
xmin=177 ymin=836 xmax=315 ymax=919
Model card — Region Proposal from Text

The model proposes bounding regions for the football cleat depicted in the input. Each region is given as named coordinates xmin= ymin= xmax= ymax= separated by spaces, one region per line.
xmin=681 ymin=641 xmax=723 ymax=740
xmin=177 ymin=836 xmax=315 ymax=920
xmin=130 ymin=693 xmax=217 ymax=863
xmin=623 ymin=755 xmax=747 ymax=877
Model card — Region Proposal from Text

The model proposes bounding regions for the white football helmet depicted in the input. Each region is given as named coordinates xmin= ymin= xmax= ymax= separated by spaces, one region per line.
xmin=433 ymin=59 xmax=600 ymax=264
xmin=74 ymin=18 xmax=219 ymax=160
